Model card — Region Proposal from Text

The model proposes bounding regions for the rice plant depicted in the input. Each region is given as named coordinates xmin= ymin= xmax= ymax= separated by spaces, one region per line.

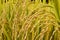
xmin=0 ymin=0 xmax=60 ymax=40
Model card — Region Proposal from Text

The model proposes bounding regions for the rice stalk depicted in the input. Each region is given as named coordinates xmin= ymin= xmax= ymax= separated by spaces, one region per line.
xmin=0 ymin=0 xmax=60 ymax=40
